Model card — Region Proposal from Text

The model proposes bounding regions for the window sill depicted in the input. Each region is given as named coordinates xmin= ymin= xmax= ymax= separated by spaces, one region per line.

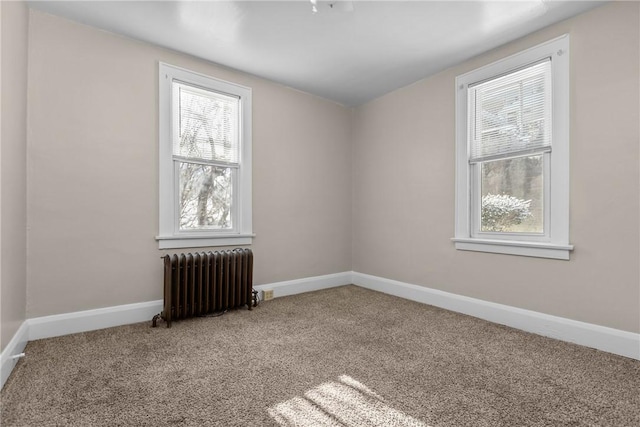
xmin=156 ymin=234 xmax=255 ymax=249
xmin=451 ymin=237 xmax=573 ymax=260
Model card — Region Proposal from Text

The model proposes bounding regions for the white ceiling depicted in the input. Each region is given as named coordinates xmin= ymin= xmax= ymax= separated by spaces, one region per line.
xmin=28 ymin=1 xmax=604 ymax=106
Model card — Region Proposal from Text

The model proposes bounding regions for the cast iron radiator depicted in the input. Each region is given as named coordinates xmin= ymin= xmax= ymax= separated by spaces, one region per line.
xmin=153 ymin=248 xmax=253 ymax=327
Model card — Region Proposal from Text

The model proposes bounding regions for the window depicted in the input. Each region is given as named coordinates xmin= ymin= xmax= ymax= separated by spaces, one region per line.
xmin=453 ymin=35 xmax=572 ymax=260
xmin=157 ymin=63 xmax=253 ymax=249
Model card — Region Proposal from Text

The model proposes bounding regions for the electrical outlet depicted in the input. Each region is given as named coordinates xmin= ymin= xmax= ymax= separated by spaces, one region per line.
xmin=263 ymin=289 xmax=274 ymax=301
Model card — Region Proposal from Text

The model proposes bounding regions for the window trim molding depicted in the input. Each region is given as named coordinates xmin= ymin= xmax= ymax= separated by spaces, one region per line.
xmin=156 ymin=62 xmax=253 ymax=249
xmin=453 ymin=35 xmax=572 ymax=260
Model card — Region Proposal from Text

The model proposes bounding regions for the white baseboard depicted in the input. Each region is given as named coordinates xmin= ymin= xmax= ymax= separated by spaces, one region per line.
xmin=2 ymin=269 xmax=637 ymax=391
xmin=1 ymin=272 xmax=350 ymax=389
xmin=28 ymin=300 xmax=163 ymax=341
xmin=24 ymin=271 xmax=350 ymax=343
xmin=352 ymin=272 xmax=640 ymax=360
xmin=1 ymin=321 xmax=29 ymax=390
xmin=253 ymin=271 xmax=352 ymax=299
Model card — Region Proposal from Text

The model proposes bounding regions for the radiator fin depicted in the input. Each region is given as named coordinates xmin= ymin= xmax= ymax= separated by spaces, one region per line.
xmin=159 ymin=248 xmax=253 ymax=327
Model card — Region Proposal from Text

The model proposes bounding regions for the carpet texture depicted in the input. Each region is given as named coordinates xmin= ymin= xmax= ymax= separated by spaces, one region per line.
xmin=1 ymin=285 xmax=638 ymax=426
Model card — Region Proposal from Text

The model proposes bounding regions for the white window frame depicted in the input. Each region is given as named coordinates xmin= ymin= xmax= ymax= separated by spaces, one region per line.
xmin=452 ymin=35 xmax=573 ymax=260
xmin=156 ymin=63 xmax=253 ymax=249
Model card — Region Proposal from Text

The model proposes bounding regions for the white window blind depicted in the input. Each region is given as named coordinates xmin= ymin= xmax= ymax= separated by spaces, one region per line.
xmin=469 ymin=59 xmax=552 ymax=163
xmin=173 ymin=82 xmax=239 ymax=164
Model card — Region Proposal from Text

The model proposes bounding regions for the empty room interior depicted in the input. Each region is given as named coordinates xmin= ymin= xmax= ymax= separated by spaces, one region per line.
xmin=1 ymin=0 xmax=639 ymax=426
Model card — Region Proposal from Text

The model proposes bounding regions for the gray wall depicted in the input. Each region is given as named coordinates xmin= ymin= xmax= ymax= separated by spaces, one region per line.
xmin=26 ymin=10 xmax=352 ymax=318
xmin=1 ymin=0 xmax=29 ymax=351
xmin=352 ymin=1 xmax=640 ymax=333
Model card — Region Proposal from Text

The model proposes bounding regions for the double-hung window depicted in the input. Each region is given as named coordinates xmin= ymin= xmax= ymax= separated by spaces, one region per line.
xmin=157 ymin=63 xmax=253 ymax=249
xmin=453 ymin=35 xmax=572 ymax=259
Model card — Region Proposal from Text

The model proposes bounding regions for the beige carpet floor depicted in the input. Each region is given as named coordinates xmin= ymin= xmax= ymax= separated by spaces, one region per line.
xmin=1 ymin=285 xmax=638 ymax=426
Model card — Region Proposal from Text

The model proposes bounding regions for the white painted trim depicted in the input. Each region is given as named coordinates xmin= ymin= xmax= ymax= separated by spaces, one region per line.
xmin=28 ymin=300 xmax=163 ymax=341
xmin=158 ymin=62 xmax=253 ymax=249
xmin=0 ymin=272 xmax=350 ymax=387
xmin=2 ymin=270 xmax=637 ymax=390
xmin=253 ymin=272 xmax=353 ymax=299
xmin=156 ymin=235 xmax=253 ymax=249
xmin=1 ymin=321 xmax=29 ymax=390
xmin=452 ymin=238 xmax=573 ymax=260
xmin=352 ymin=272 xmax=640 ymax=360
xmin=454 ymin=35 xmax=571 ymax=258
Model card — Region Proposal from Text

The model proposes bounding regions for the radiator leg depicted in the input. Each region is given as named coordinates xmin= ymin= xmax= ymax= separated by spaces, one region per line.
xmin=252 ymin=290 xmax=259 ymax=309
xmin=152 ymin=313 xmax=161 ymax=328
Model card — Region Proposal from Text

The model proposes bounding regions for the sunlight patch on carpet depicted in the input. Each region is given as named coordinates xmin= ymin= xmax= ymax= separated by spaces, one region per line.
xmin=268 ymin=375 xmax=430 ymax=427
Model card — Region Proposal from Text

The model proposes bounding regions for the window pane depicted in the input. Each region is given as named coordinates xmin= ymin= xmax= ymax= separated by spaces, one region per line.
xmin=174 ymin=82 xmax=239 ymax=163
xmin=179 ymin=162 xmax=233 ymax=230
xmin=480 ymin=155 xmax=543 ymax=233
xmin=470 ymin=60 xmax=551 ymax=162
